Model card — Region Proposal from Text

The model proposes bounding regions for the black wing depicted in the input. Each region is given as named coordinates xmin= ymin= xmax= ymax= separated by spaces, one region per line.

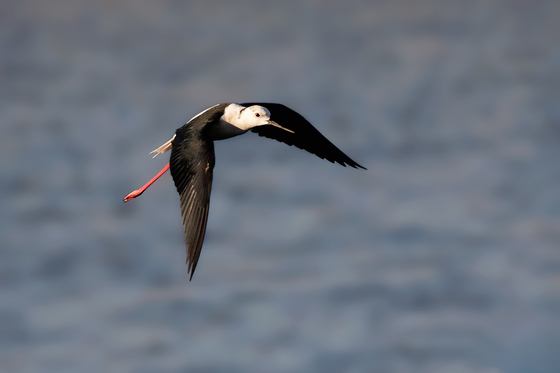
xmin=243 ymin=103 xmax=366 ymax=169
xmin=169 ymin=132 xmax=215 ymax=280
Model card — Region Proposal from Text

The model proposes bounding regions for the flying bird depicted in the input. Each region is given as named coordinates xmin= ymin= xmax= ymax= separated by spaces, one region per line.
xmin=124 ymin=103 xmax=365 ymax=280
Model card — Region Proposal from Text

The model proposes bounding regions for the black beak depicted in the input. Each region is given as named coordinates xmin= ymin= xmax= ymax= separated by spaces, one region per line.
xmin=267 ymin=120 xmax=294 ymax=134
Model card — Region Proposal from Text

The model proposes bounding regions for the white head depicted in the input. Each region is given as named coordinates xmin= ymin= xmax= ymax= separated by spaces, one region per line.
xmin=220 ymin=104 xmax=269 ymax=131
xmin=240 ymin=105 xmax=273 ymax=130
xmin=222 ymin=104 xmax=294 ymax=133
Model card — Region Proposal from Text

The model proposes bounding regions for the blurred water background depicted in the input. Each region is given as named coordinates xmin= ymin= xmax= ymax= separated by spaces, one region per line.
xmin=2 ymin=1 xmax=560 ymax=372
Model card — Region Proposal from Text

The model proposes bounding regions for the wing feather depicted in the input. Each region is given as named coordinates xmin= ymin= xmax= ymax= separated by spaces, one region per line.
xmin=170 ymin=134 xmax=215 ymax=280
xmin=243 ymin=103 xmax=366 ymax=169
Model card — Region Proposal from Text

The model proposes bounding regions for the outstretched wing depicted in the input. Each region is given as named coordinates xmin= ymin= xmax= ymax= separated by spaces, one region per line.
xmin=243 ymin=102 xmax=366 ymax=169
xmin=169 ymin=133 xmax=215 ymax=280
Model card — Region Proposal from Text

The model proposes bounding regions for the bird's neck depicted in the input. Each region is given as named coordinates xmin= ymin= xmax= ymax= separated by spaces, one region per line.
xmin=207 ymin=119 xmax=248 ymax=141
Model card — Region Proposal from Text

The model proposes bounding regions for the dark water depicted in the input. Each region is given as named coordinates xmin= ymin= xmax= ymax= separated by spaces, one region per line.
xmin=2 ymin=1 xmax=560 ymax=372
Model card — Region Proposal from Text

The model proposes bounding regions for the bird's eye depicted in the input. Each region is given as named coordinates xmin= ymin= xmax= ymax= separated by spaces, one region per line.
xmin=255 ymin=113 xmax=260 ymax=117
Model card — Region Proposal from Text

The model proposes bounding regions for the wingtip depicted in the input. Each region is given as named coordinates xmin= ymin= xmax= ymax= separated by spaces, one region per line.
xmin=187 ymin=258 xmax=197 ymax=281
xmin=348 ymin=159 xmax=367 ymax=170
xmin=342 ymin=161 xmax=367 ymax=170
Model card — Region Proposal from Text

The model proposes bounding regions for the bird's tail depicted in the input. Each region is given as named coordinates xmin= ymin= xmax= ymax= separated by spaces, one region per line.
xmin=150 ymin=134 xmax=176 ymax=158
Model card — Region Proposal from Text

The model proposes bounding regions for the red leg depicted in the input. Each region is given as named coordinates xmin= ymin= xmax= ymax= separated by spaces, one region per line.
xmin=124 ymin=163 xmax=170 ymax=202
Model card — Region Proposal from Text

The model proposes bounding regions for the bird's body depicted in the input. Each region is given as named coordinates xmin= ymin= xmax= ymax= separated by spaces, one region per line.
xmin=124 ymin=103 xmax=365 ymax=279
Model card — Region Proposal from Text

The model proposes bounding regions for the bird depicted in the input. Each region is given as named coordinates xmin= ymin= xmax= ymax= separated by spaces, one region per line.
xmin=124 ymin=102 xmax=366 ymax=280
